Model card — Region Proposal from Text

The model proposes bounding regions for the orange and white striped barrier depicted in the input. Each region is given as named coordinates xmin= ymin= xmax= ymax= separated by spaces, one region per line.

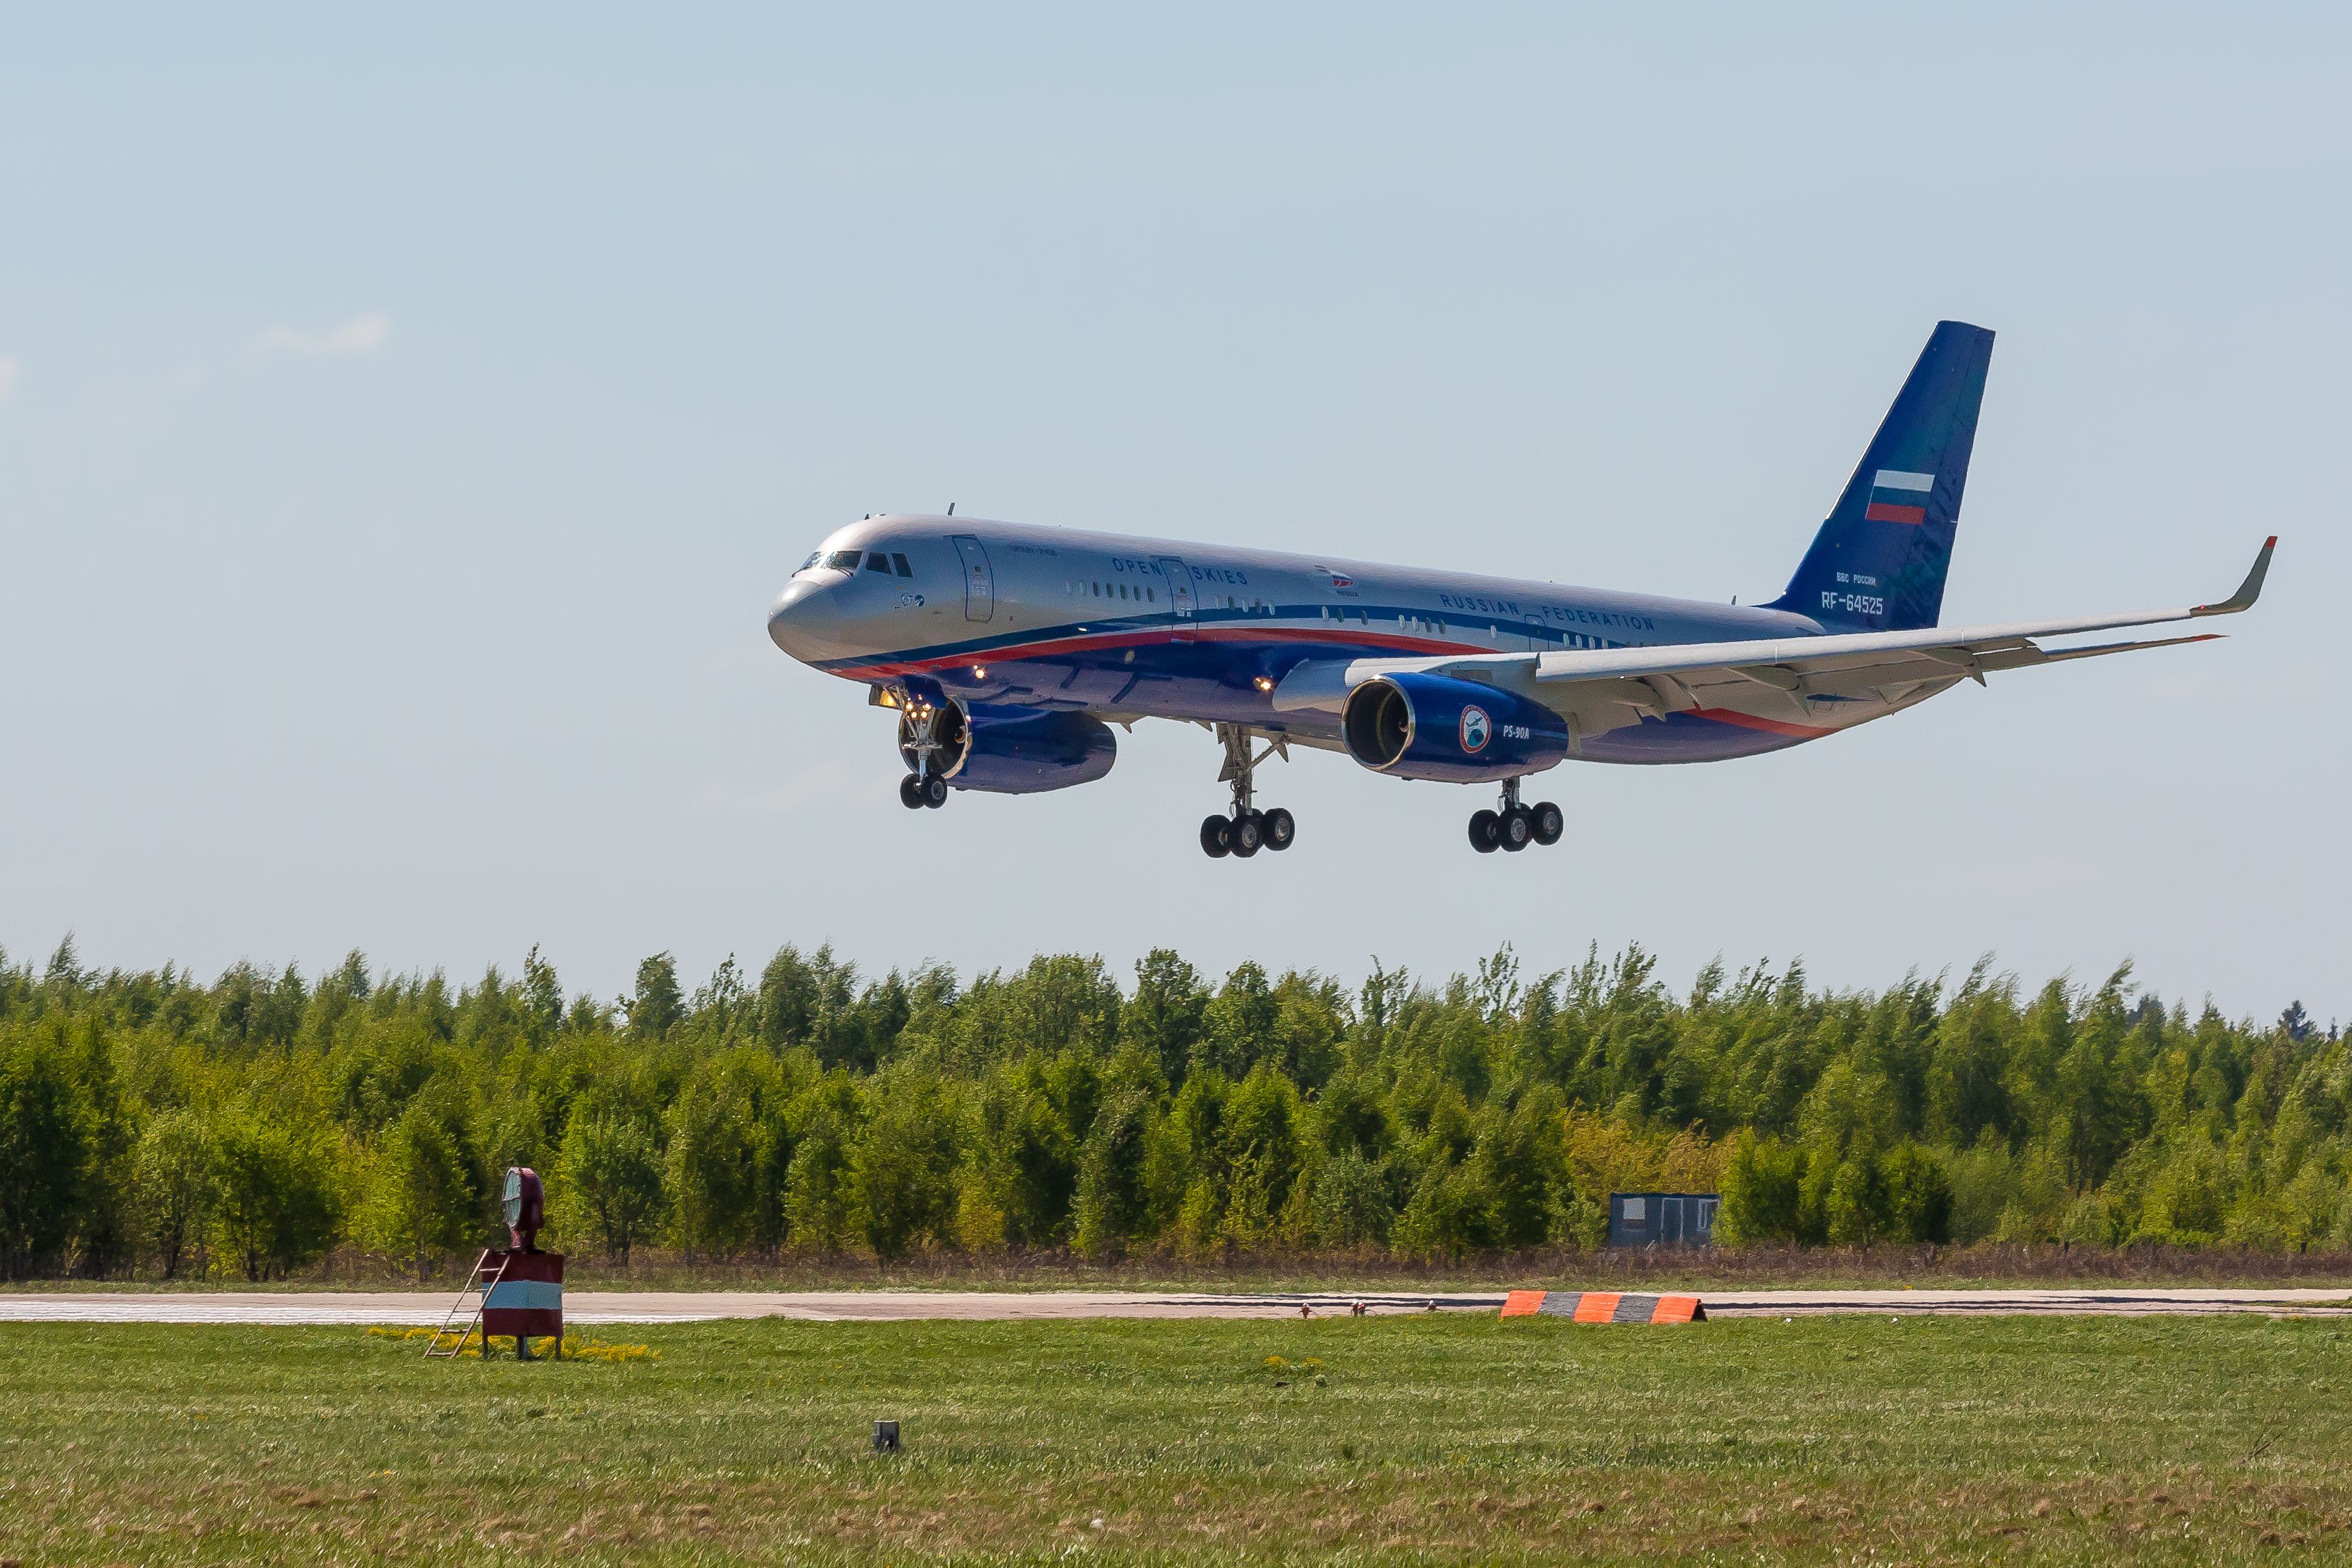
xmin=1498 ymin=1290 xmax=1705 ymax=1323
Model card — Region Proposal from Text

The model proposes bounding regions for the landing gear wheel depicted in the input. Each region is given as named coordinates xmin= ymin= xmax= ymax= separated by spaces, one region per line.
xmin=1498 ymin=806 xmax=1534 ymax=852
xmin=1230 ymin=812 xmax=1264 ymax=858
xmin=1531 ymin=801 xmax=1564 ymax=846
xmin=1468 ymin=809 xmax=1501 ymax=853
xmin=1261 ymin=807 xmax=1296 ymax=851
xmin=899 ymin=774 xmax=926 ymax=810
xmin=921 ymin=775 xmax=948 ymax=808
xmin=1199 ymin=815 xmax=1232 ymax=858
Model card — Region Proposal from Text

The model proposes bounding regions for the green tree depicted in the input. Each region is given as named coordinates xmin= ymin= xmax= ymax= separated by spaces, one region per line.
xmin=209 ymin=1106 xmax=345 ymax=1281
xmin=626 ymin=953 xmax=685 ymax=1042
xmin=784 ymin=1075 xmax=863 ymax=1253
xmin=1717 ymin=1133 xmax=1808 ymax=1244
xmin=1197 ymin=963 xmax=1278 ymax=1082
xmin=129 ymin=1107 xmax=213 ymax=1278
xmin=1072 ymin=1089 xmax=1153 ymax=1258
xmin=560 ymin=1112 xmax=666 ymax=1262
xmin=1123 ymin=950 xmax=1206 ymax=1086
xmin=849 ymin=1077 xmax=958 ymax=1260
xmin=1474 ymin=1089 xmax=1569 ymax=1249
xmin=665 ymin=1073 xmax=757 ymax=1260
xmin=363 ymin=1091 xmax=487 ymax=1276
xmin=0 ymin=1026 xmax=94 ymax=1278
xmin=1307 ymin=1149 xmax=1396 ymax=1248
xmin=1878 ymin=1143 xmax=1954 ymax=1244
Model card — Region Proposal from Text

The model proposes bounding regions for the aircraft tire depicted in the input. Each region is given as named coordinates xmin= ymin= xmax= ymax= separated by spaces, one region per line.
xmin=1499 ymin=807 xmax=1533 ymax=851
xmin=899 ymin=775 xmax=927 ymax=809
xmin=1200 ymin=815 xmax=1232 ymax=858
xmin=922 ymin=775 xmax=948 ymax=808
xmin=1230 ymin=813 xmax=1264 ymax=858
xmin=1262 ymin=807 xmax=1296 ymax=851
xmin=1468 ymin=809 xmax=1501 ymax=853
xmin=1531 ymin=801 xmax=1564 ymax=845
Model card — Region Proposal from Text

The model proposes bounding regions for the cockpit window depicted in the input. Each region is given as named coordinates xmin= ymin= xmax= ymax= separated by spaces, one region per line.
xmin=822 ymin=549 xmax=862 ymax=572
xmin=865 ymin=552 xmax=893 ymax=574
xmin=891 ymin=553 xmax=913 ymax=577
xmin=798 ymin=551 xmax=821 ymax=572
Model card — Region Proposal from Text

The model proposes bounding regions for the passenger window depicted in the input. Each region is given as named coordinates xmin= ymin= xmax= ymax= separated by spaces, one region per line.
xmin=892 ymin=553 xmax=913 ymax=577
xmin=866 ymin=552 xmax=892 ymax=573
xmin=1120 ymin=583 xmax=1129 ymax=599
xmin=1147 ymin=588 xmax=1155 ymax=602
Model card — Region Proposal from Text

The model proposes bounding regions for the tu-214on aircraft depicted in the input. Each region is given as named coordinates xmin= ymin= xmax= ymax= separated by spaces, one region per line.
xmin=767 ymin=322 xmax=2273 ymax=858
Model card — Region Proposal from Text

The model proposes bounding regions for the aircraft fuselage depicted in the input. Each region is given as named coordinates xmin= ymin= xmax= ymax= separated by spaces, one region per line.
xmin=766 ymin=515 xmax=1894 ymax=764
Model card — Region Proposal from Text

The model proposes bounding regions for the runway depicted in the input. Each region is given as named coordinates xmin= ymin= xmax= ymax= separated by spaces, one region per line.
xmin=1 ymin=1286 xmax=2346 ymax=1326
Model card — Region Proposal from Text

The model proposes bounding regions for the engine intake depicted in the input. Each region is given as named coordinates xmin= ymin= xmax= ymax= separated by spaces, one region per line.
xmin=1341 ymin=673 xmax=1568 ymax=783
xmin=900 ymin=701 xmax=1116 ymax=794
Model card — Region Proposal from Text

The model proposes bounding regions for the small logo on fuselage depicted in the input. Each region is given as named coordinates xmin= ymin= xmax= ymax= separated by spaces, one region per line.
xmin=1460 ymin=706 xmax=1491 ymax=752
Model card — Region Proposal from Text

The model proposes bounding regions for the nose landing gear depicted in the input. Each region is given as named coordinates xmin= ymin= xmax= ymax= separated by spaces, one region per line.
xmin=1199 ymin=724 xmax=1296 ymax=859
xmin=1469 ymin=777 xmax=1563 ymax=853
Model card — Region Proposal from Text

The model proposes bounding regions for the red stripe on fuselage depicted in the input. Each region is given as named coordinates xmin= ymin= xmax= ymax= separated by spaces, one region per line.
xmin=1688 ymin=706 xmax=1836 ymax=740
xmin=1863 ymin=502 xmax=1926 ymax=525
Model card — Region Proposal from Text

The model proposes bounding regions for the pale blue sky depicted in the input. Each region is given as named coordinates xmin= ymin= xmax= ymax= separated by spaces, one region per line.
xmin=3 ymin=5 xmax=2346 ymax=1020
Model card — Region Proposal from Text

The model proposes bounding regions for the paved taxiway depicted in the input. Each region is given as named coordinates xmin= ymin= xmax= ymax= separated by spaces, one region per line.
xmin=0 ymin=1287 xmax=2345 ymax=1325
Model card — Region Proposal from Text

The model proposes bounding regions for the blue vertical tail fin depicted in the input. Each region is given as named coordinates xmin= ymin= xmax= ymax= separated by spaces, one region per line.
xmin=1767 ymin=321 xmax=1995 ymax=632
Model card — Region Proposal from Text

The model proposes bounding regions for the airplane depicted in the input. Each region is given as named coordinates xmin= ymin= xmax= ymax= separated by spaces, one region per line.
xmin=766 ymin=321 xmax=2272 ymax=858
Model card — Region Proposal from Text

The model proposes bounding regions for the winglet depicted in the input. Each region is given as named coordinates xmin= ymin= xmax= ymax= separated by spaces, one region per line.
xmin=2191 ymin=536 xmax=2276 ymax=616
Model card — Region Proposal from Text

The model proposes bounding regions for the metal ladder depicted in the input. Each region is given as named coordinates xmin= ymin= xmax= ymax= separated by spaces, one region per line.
xmin=423 ymin=1248 xmax=508 ymax=1358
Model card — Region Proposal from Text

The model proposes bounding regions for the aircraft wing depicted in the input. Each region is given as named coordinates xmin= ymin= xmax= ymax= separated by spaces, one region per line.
xmin=1272 ymin=536 xmax=2274 ymax=740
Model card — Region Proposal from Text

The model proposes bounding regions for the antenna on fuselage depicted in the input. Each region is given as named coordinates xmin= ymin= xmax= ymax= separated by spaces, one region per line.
xmin=948 ymin=502 xmax=956 ymax=516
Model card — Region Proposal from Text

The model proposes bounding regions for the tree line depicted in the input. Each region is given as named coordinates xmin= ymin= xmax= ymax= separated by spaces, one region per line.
xmin=0 ymin=936 xmax=2340 ymax=1280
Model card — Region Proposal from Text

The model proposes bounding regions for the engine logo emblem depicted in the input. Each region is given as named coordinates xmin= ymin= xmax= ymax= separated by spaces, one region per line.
xmin=1459 ymin=705 xmax=1491 ymax=753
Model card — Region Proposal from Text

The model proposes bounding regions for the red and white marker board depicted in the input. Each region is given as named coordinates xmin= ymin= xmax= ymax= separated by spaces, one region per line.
xmin=481 ymin=1250 xmax=564 ymax=1340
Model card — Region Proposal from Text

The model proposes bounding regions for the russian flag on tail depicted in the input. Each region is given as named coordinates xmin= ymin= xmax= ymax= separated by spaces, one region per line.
xmin=1499 ymin=1290 xmax=1705 ymax=1322
xmin=1862 ymin=468 xmax=1935 ymax=525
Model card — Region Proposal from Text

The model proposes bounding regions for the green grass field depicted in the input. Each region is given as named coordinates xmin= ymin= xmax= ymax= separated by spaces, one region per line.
xmin=3 ymin=1313 xmax=2349 ymax=1564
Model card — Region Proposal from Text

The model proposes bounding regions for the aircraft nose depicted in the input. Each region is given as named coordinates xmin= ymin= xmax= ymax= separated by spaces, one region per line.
xmin=766 ymin=578 xmax=841 ymax=657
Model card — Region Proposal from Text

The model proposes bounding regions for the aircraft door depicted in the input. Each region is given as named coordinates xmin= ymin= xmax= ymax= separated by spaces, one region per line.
xmin=1156 ymin=557 xmax=1196 ymax=639
xmin=952 ymin=535 xmax=994 ymax=622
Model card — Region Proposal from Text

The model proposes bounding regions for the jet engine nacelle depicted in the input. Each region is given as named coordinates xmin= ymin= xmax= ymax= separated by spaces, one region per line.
xmin=900 ymin=701 xmax=1117 ymax=793
xmin=1341 ymin=673 xmax=1568 ymax=784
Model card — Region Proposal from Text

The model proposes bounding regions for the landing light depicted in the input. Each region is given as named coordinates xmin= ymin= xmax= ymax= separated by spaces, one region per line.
xmin=1253 ymin=675 xmax=1274 ymax=692
xmin=973 ymin=666 xmax=987 ymax=679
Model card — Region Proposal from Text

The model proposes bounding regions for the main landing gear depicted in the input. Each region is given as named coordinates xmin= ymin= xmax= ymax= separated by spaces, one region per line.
xmin=897 ymin=694 xmax=950 ymax=809
xmin=1468 ymin=777 xmax=1563 ymax=854
xmin=1200 ymin=724 xmax=1296 ymax=859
